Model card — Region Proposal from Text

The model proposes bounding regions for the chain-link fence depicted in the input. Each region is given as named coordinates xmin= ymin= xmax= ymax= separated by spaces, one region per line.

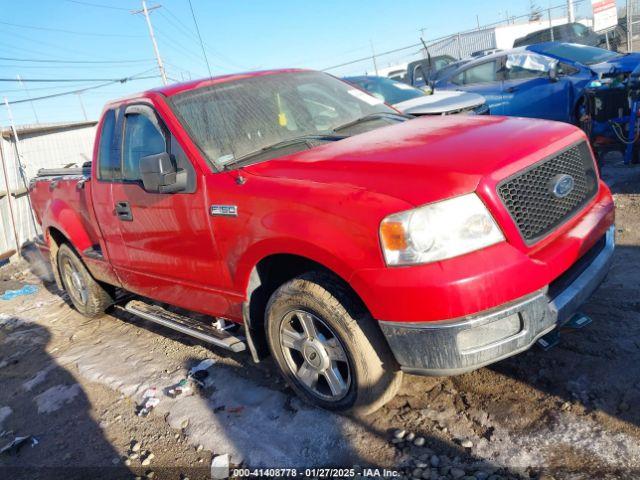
xmin=327 ymin=0 xmax=637 ymax=76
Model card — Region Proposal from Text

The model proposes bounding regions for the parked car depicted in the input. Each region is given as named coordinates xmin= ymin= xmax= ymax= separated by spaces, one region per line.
xmin=513 ymin=22 xmax=613 ymax=49
xmin=405 ymin=56 xmax=457 ymax=87
xmin=344 ymin=76 xmax=488 ymax=115
xmin=434 ymin=42 xmax=640 ymax=123
xmin=29 ymin=69 xmax=614 ymax=413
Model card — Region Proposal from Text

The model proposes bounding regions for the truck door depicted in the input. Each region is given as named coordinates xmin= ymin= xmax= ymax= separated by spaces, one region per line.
xmin=500 ymin=53 xmax=573 ymax=122
xmin=91 ymin=107 xmax=130 ymax=271
xmin=109 ymin=103 xmax=228 ymax=316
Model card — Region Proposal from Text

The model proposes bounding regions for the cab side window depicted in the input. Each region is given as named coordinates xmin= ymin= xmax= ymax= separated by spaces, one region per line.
xmin=454 ymin=61 xmax=497 ymax=85
xmin=97 ymin=109 xmax=120 ymax=180
xmin=122 ymin=113 xmax=166 ymax=181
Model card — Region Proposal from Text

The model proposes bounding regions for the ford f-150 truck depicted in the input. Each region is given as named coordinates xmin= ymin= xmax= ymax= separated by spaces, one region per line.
xmin=29 ymin=70 xmax=615 ymax=414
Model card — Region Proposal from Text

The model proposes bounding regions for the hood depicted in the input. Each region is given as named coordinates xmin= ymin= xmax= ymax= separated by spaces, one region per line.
xmin=244 ymin=115 xmax=584 ymax=206
xmin=590 ymin=52 xmax=640 ymax=75
xmin=393 ymin=90 xmax=486 ymax=115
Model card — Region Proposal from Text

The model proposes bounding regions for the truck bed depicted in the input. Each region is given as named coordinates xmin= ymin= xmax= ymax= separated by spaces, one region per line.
xmin=29 ymin=167 xmax=103 ymax=255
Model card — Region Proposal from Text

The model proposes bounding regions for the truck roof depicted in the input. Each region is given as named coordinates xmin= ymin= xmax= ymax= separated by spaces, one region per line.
xmin=154 ymin=68 xmax=309 ymax=97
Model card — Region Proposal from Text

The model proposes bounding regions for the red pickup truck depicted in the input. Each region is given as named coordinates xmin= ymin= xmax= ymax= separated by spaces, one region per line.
xmin=29 ymin=70 xmax=615 ymax=414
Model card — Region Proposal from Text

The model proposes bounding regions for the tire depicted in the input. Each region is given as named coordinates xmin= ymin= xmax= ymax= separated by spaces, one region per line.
xmin=57 ymin=243 xmax=114 ymax=318
xmin=265 ymin=271 xmax=402 ymax=415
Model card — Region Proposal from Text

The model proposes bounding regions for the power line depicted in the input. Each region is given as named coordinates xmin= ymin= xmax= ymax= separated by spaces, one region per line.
xmin=159 ymin=6 xmax=246 ymax=70
xmin=0 ymin=63 xmax=156 ymax=70
xmin=188 ymin=0 xmax=212 ymax=77
xmin=0 ymin=56 xmax=155 ymax=64
xmin=0 ymin=75 xmax=157 ymax=83
xmin=0 ymin=19 xmax=144 ymax=38
xmin=5 ymin=70 xmax=159 ymax=105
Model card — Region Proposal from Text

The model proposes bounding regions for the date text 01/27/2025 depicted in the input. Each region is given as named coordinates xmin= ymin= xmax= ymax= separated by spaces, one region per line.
xmin=230 ymin=468 xmax=400 ymax=477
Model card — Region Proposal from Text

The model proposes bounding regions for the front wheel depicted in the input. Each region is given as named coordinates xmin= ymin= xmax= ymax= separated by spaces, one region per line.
xmin=265 ymin=272 xmax=402 ymax=414
xmin=58 ymin=243 xmax=114 ymax=318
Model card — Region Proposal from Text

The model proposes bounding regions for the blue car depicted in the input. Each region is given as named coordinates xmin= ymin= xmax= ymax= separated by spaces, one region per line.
xmin=434 ymin=42 xmax=640 ymax=123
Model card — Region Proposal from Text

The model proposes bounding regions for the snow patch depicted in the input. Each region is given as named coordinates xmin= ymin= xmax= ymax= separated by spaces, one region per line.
xmin=34 ymin=384 xmax=82 ymax=414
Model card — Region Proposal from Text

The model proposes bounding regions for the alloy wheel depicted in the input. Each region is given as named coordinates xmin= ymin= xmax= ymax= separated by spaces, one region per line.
xmin=279 ymin=309 xmax=351 ymax=401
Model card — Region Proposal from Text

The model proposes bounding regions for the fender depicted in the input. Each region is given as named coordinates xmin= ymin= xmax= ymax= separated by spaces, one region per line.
xmin=234 ymin=236 xmax=364 ymax=303
xmin=44 ymin=198 xmax=93 ymax=253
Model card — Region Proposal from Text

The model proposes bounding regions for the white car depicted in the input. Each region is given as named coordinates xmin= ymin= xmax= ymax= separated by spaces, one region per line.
xmin=344 ymin=75 xmax=488 ymax=116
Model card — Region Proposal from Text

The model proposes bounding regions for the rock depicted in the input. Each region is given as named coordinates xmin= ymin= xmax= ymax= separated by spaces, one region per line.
xmin=124 ymin=459 xmax=132 ymax=467
xmin=412 ymin=468 xmax=423 ymax=477
xmin=430 ymin=455 xmax=440 ymax=468
xmin=129 ymin=453 xmax=139 ymax=460
xmin=174 ymin=433 xmax=180 ymax=440
xmin=439 ymin=465 xmax=451 ymax=476
xmin=561 ymin=402 xmax=571 ymax=411
xmin=406 ymin=432 xmax=416 ymax=442
xmin=142 ymin=458 xmax=152 ymax=466
xmin=196 ymin=444 xmax=204 ymax=452
xmin=131 ymin=441 xmax=141 ymax=452
xmin=414 ymin=437 xmax=426 ymax=447
xmin=145 ymin=471 xmax=155 ymax=479
xmin=451 ymin=468 xmax=466 ymax=479
xmin=394 ymin=429 xmax=407 ymax=440
xmin=461 ymin=439 xmax=473 ymax=449
xmin=415 ymin=461 xmax=428 ymax=468
xmin=474 ymin=472 xmax=489 ymax=480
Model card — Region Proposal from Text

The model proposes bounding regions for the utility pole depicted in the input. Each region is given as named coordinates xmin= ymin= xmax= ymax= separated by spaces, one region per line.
xmin=3 ymin=97 xmax=39 ymax=236
xmin=370 ymin=40 xmax=379 ymax=76
xmin=132 ymin=0 xmax=168 ymax=86
xmin=566 ymin=0 xmax=575 ymax=23
xmin=16 ymin=75 xmax=39 ymax=124
xmin=476 ymin=15 xmax=481 ymax=30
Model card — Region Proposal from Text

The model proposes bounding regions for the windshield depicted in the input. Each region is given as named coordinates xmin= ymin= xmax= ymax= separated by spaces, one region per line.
xmin=344 ymin=76 xmax=425 ymax=105
xmin=533 ymin=43 xmax=619 ymax=65
xmin=168 ymin=71 xmax=396 ymax=168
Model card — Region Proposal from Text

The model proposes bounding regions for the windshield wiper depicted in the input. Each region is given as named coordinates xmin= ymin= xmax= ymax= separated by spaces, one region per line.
xmin=222 ymin=134 xmax=347 ymax=169
xmin=333 ymin=112 xmax=410 ymax=133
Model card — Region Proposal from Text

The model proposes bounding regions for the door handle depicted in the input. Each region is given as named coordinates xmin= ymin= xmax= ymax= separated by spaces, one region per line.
xmin=114 ymin=201 xmax=133 ymax=221
xmin=505 ymin=86 xmax=518 ymax=93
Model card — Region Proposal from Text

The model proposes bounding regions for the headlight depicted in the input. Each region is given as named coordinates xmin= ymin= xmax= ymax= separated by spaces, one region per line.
xmin=379 ymin=193 xmax=504 ymax=266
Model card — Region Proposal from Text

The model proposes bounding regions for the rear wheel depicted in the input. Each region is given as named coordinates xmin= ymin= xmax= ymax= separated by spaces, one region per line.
xmin=265 ymin=271 xmax=402 ymax=414
xmin=58 ymin=243 xmax=114 ymax=318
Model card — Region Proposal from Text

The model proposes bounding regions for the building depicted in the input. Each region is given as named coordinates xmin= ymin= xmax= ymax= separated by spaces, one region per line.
xmin=0 ymin=121 xmax=97 ymax=258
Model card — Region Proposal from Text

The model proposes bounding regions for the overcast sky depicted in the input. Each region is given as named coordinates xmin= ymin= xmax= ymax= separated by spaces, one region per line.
xmin=0 ymin=0 xmax=597 ymax=125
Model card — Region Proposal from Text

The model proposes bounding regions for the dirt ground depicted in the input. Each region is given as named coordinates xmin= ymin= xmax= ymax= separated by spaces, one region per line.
xmin=1 ymin=157 xmax=639 ymax=480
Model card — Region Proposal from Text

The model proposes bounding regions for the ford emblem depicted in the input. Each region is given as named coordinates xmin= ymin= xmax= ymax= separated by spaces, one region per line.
xmin=550 ymin=174 xmax=575 ymax=199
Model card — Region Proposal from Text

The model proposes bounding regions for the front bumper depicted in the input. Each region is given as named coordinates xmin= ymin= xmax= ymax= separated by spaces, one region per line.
xmin=379 ymin=225 xmax=615 ymax=376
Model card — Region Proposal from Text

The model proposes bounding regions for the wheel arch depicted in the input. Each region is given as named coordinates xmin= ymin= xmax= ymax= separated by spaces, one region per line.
xmin=241 ymin=252 xmax=370 ymax=363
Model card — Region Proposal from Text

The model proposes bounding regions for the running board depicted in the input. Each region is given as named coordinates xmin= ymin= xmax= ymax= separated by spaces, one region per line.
xmin=122 ymin=300 xmax=246 ymax=353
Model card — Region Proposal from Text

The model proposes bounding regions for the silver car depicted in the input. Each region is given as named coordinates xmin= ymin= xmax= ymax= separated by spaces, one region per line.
xmin=344 ymin=75 xmax=488 ymax=115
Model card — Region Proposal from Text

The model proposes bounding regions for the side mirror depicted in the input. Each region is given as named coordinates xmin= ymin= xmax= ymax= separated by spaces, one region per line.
xmin=140 ymin=152 xmax=186 ymax=193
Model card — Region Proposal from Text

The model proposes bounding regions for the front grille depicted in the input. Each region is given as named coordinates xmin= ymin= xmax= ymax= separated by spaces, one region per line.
xmin=497 ymin=142 xmax=598 ymax=244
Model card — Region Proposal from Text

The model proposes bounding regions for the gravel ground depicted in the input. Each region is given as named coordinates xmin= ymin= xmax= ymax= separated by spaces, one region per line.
xmin=0 ymin=158 xmax=639 ymax=480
